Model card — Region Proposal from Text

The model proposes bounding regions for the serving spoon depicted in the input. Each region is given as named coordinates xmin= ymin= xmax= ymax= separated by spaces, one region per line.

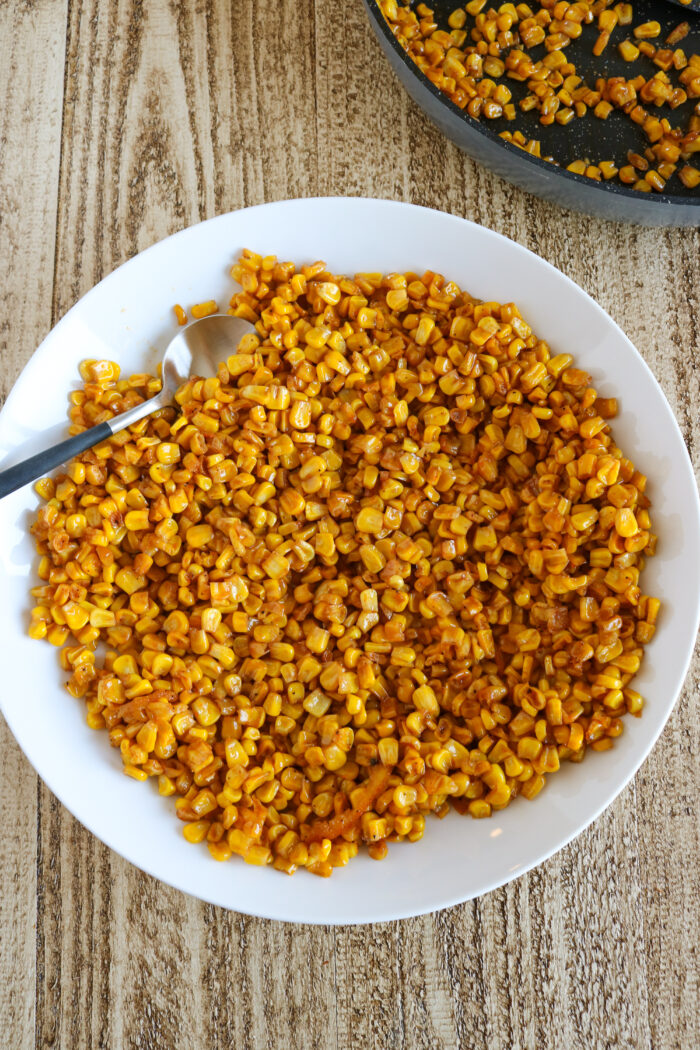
xmin=0 ymin=313 xmax=256 ymax=499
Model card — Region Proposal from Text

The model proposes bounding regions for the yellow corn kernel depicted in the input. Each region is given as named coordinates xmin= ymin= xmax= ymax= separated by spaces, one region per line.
xmin=190 ymin=300 xmax=218 ymax=319
xmin=47 ymin=624 xmax=70 ymax=646
xmin=356 ymin=507 xmax=384 ymax=534
xmin=124 ymin=509 xmax=150 ymax=531
xmin=123 ymin=765 xmax=148 ymax=782
xmin=158 ymin=775 xmax=176 ymax=797
xmin=262 ymin=551 xmax=290 ymax=579
xmin=618 ymin=39 xmax=640 ymax=60
xmin=115 ymin=569 xmax=144 ymax=595
xmin=208 ymin=840 xmax=233 ymax=862
xmin=306 ymin=626 xmax=330 ymax=654
xmin=244 ymin=845 xmax=272 ymax=866
xmin=62 ymin=602 xmax=90 ymax=631
xmin=192 ymin=698 xmax=221 ymax=727
xmin=136 ymin=721 xmax=158 ymax=753
xmin=520 ymin=774 xmax=546 ymax=800
xmin=615 ymin=508 xmax=638 ymax=537
xmin=412 ymin=684 xmax=440 ymax=717
xmin=468 ymin=800 xmax=492 ymax=819
xmin=183 ymin=820 xmax=210 ymax=844
xmin=633 ymin=21 xmax=660 ymax=39
xmin=186 ymin=524 xmax=214 ymax=548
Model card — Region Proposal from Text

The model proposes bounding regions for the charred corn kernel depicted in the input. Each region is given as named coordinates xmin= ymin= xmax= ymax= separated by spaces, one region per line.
xmin=190 ymin=300 xmax=218 ymax=319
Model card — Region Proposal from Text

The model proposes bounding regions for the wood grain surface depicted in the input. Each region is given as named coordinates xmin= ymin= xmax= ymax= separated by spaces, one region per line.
xmin=1 ymin=2 xmax=698 ymax=1048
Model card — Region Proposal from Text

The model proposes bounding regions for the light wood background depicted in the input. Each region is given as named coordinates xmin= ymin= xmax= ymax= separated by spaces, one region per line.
xmin=1 ymin=2 xmax=698 ymax=1048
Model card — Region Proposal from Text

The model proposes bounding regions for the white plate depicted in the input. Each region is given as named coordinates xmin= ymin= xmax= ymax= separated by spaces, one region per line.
xmin=1 ymin=198 xmax=698 ymax=925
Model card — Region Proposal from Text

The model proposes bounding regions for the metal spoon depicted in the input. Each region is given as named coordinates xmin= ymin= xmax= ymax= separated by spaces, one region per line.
xmin=0 ymin=314 xmax=256 ymax=499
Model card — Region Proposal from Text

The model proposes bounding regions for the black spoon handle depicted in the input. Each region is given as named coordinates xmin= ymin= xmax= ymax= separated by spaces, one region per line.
xmin=0 ymin=387 xmax=171 ymax=500
xmin=0 ymin=421 xmax=113 ymax=499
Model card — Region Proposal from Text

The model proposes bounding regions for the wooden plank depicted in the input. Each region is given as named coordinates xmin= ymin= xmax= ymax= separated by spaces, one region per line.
xmin=358 ymin=10 xmax=700 ymax=1050
xmin=0 ymin=3 xmax=68 ymax=1049
xmin=198 ymin=911 xmax=336 ymax=1050
xmin=39 ymin=0 xmax=226 ymax=1044
xmin=39 ymin=1 xmax=219 ymax=1046
xmin=39 ymin=3 xmax=339 ymax=1048
xmin=0 ymin=0 xmax=67 ymax=397
xmin=587 ymin=222 xmax=700 ymax=1050
xmin=532 ymin=220 xmax=700 ymax=1050
xmin=315 ymin=2 xmax=410 ymax=201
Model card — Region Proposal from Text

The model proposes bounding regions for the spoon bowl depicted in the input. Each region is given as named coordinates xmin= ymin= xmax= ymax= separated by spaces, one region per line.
xmin=160 ymin=313 xmax=257 ymax=401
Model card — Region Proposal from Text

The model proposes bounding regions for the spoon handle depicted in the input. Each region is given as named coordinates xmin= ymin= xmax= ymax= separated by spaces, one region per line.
xmin=0 ymin=390 xmax=170 ymax=499
xmin=0 ymin=422 xmax=114 ymax=499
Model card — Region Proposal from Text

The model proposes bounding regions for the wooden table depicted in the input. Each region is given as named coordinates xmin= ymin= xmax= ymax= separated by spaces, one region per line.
xmin=1 ymin=3 xmax=698 ymax=1048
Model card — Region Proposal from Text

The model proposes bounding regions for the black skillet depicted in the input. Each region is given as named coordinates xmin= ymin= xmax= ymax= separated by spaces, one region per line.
xmin=667 ymin=0 xmax=698 ymax=15
xmin=364 ymin=0 xmax=700 ymax=224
